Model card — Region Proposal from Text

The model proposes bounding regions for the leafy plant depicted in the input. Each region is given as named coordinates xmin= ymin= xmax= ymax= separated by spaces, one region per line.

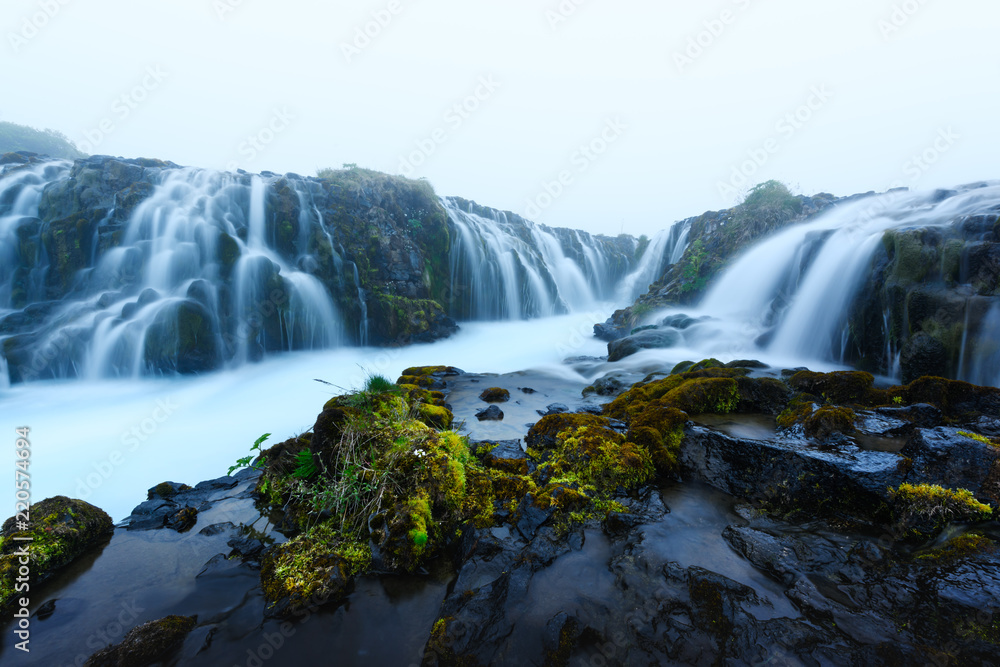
xmin=228 ymin=432 xmax=271 ymax=476
xmin=293 ymin=449 xmax=319 ymax=480
xmin=680 ymin=239 xmax=709 ymax=294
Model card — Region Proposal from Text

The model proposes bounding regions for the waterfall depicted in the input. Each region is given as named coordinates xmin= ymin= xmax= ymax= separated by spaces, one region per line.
xmin=443 ymin=197 xmax=648 ymax=320
xmin=616 ymin=219 xmax=693 ymax=303
xmin=0 ymin=161 xmax=645 ymax=383
xmin=961 ymin=301 xmax=1000 ymax=387
xmin=647 ymin=184 xmax=1000 ymax=380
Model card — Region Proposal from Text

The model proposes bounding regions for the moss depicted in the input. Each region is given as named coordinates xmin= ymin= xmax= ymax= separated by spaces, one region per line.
xmin=526 ymin=413 xmax=614 ymax=450
xmin=916 ymin=534 xmax=997 ymax=565
xmin=416 ymin=403 xmax=454 ymax=430
xmin=787 ymin=370 xmax=878 ymax=405
xmin=479 ymin=387 xmax=510 ymax=403
xmin=662 ymin=377 xmax=739 ymax=415
xmin=0 ymin=497 xmax=113 ymax=611
xmin=958 ymin=431 xmax=999 ymax=449
xmin=84 ymin=615 xmax=197 ymax=666
xmin=626 ymin=402 xmax=687 ymax=472
xmin=777 ymin=395 xmax=817 ymax=430
xmin=546 ymin=425 xmax=654 ymax=494
xmin=802 ymin=405 xmax=857 ymax=439
xmin=890 ymin=483 xmax=993 ymax=538
xmin=901 ymin=376 xmax=1000 ymax=421
xmin=260 ymin=521 xmax=355 ymax=615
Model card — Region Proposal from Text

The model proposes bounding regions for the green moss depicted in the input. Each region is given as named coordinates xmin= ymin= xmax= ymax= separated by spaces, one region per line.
xmin=890 ymin=483 xmax=993 ymax=538
xmin=802 ymin=405 xmax=857 ymax=439
xmin=0 ymin=497 xmax=113 ymax=611
xmin=663 ymin=377 xmax=739 ymax=415
xmin=916 ymin=534 xmax=997 ymax=565
xmin=548 ymin=425 xmax=654 ymax=494
xmin=479 ymin=387 xmax=511 ymax=403
xmin=627 ymin=401 xmax=687 ymax=472
xmin=958 ymin=431 xmax=999 ymax=449
xmin=787 ymin=370 xmax=877 ymax=405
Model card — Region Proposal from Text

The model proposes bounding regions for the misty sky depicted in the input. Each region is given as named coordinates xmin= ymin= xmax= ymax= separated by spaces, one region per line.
xmin=3 ymin=0 xmax=998 ymax=237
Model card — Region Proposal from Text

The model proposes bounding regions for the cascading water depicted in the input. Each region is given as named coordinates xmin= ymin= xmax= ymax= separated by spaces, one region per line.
xmin=0 ymin=161 xmax=661 ymax=384
xmin=960 ymin=301 xmax=1000 ymax=387
xmin=443 ymin=197 xmax=645 ymax=320
xmin=616 ymin=219 xmax=692 ymax=303
xmin=635 ymin=184 xmax=1000 ymax=384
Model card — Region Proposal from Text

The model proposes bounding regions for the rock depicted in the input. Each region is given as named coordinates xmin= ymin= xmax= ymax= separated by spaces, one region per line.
xmin=535 ymin=403 xmax=568 ymax=417
xmin=476 ymin=405 xmax=505 ymax=421
xmin=84 ymin=615 xmax=197 ymax=666
xmin=901 ymin=333 xmax=947 ymax=383
xmin=0 ymin=497 xmax=114 ymax=611
xmin=479 ymin=387 xmax=511 ymax=403
xmin=607 ymin=328 xmax=682 ymax=362
xmin=478 ymin=440 xmax=530 ymax=474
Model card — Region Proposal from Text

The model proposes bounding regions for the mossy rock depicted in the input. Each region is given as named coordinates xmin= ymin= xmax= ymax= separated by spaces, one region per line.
xmin=915 ymin=533 xmax=997 ymax=566
xmin=538 ymin=423 xmax=654 ymax=495
xmin=661 ymin=377 xmax=740 ymax=415
xmin=0 ymin=497 xmax=113 ymax=610
xmin=479 ymin=387 xmax=511 ymax=403
xmin=889 ymin=483 xmax=993 ymax=540
xmin=902 ymin=376 xmax=1000 ymax=421
xmin=526 ymin=413 xmax=613 ymax=451
xmin=260 ymin=522 xmax=362 ymax=617
xmin=803 ymin=405 xmax=857 ymax=439
xmin=626 ymin=401 xmax=687 ymax=472
xmin=85 ymin=615 xmax=197 ymax=667
xmin=787 ymin=370 xmax=878 ymax=405
xmin=416 ymin=403 xmax=454 ymax=430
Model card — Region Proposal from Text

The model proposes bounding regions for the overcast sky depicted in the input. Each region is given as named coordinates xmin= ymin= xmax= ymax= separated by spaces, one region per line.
xmin=3 ymin=0 xmax=998 ymax=236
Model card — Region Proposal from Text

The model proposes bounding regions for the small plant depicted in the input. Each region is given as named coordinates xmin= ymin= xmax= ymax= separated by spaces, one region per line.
xmin=228 ymin=433 xmax=271 ymax=476
xmin=293 ymin=450 xmax=318 ymax=480
xmin=893 ymin=395 xmax=904 ymax=405
xmin=889 ymin=483 xmax=993 ymax=537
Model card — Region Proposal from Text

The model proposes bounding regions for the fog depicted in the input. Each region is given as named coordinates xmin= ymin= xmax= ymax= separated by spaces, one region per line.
xmin=3 ymin=0 xmax=998 ymax=236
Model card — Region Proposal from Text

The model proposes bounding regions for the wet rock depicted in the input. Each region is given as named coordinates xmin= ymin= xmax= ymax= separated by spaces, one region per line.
xmin=479 ymin=387 xmax=511 ymax=403
xmin=476 ymin=405 xmax=505 ymax=421
xmin=536 ymin=403 xmax=568 ymax=417
xmin=607 ymin=328 xmax=682 ymax=362
xmin=84 ymin=615 xmax=197 ymax=667
xmin=0 ymin=497 xmax=113 ymax=611
xmin=901 ymin=333 xmax=947 ymax=383
xmin=901 ymin=427 xmax=1000 ymax=504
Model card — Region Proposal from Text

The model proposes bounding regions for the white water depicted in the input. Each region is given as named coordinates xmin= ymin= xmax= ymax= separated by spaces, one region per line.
xmin=2 ymin=312 xmax=611 ymax=521
xmin=638 ymin=185 xmax=1000 ymax=376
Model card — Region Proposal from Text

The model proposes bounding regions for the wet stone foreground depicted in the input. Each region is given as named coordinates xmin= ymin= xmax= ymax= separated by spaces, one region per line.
xmin=2 ymin=362 xmax=1000 ymax=666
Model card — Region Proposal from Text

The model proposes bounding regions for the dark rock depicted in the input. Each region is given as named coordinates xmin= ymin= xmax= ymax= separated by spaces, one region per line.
xmin=536 ymin=403 xmax=568 ymax=417
xmin=84 ymin=615 xmax=197 ymax=666
xmin=607 ymin=328 xmax=682 ymax=362
xmin=198 ymin=522 xmax=235 ymax=537
xmin=901 ymin=333 xmax=947 ymax=383
xmin=479 ymin=387 xmax=511 ymax=403
xmin=0 ymin=497 xmax=114 ymax=611
xmin=476 ymin=405 xmax=504 ymax=421
xmin=34 ymin=598 xmax=57 ymax=620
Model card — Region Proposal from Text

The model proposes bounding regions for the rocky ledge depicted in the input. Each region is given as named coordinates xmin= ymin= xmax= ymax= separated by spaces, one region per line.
xmin=3 ymin=363 xmax=999 ymax=665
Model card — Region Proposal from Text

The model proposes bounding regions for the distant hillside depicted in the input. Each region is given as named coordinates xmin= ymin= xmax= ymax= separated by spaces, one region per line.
xmin=0 ymin=121 xmax=86 ymax=159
